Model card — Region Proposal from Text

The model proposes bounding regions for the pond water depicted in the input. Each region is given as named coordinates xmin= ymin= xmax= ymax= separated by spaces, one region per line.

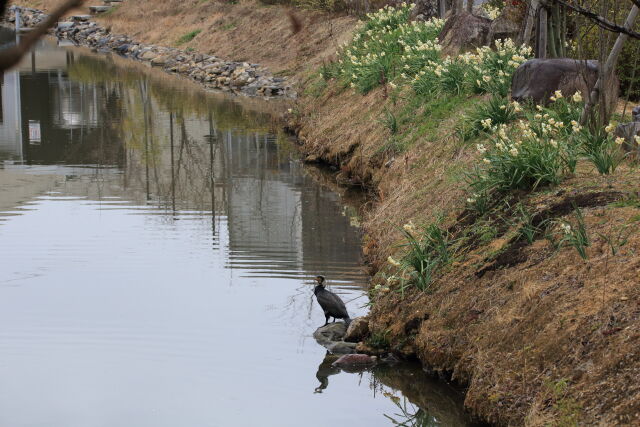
xmin=0 ymin=31 xmax=478 ymax=426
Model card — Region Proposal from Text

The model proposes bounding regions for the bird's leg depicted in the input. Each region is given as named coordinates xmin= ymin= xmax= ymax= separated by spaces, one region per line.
xmin=324 ymin=314 xmax=330 ymax=326
xmin=331 ymin=318 xmax=336 ymax=323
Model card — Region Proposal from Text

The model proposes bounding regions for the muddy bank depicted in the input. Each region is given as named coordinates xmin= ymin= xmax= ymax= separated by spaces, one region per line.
xmin=7 ymin=5 xmax=292 ymax=97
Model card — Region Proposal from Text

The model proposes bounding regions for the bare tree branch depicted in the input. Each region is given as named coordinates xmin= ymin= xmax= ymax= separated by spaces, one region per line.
xmin=0 ymin=0 xmax=85 ymax=71
xmin=541 ymin=0 xmax=640 ymax=40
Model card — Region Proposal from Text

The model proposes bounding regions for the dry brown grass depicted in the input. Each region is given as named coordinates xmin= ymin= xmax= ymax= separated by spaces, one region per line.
xmin=364 ymin=178 xmax=640 ymax=425
xmin=19 ymin=0 xmax=356 ymax=80
xmin=294 ymin=75 xmax=640 ymax=424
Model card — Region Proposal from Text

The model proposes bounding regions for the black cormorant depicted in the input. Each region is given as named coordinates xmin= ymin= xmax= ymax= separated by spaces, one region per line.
xmin=313 ymin=275 xmax=350 ymax=326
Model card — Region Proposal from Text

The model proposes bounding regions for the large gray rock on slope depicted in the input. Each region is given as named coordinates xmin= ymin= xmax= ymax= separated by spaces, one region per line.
xmin=438 ymin=11 xmax=491 ymax=56
xmin=410 ymin=0 xmax=439 ymax=21
xmin=511 ymin=58 xmax=619 ymax=110
xmin=488 ymin=9 xmax=521 ymax=42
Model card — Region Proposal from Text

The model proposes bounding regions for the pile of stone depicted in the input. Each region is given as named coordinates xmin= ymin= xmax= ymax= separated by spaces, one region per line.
xmin=6 ymin=5 xmax=45 ymax=28
xmin=5 ymin=6 xmax=293 ymax=98
xmin=313 ymin=316 xmax=370 ymax=354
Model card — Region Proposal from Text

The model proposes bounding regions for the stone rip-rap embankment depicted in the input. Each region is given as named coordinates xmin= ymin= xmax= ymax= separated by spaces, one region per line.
xmin=6 ymin=6 xmax=294 ymax=98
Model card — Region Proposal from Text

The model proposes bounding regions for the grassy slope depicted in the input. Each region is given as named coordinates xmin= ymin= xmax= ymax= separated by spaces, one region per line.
xmin=19 ymin=0 xmax=356 ymax=81
xmin=294 ymin=74 xmax=640 ymax=425
xmin=18 ymin=1 xmax=640 ymax=424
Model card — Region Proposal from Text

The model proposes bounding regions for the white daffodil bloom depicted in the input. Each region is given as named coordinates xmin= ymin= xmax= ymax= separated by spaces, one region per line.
xmin=387 ymin=256 xmax=401 ymax=267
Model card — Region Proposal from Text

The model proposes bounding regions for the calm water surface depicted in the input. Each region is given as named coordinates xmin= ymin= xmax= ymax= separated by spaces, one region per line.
xmin=0 ymin=33 xmax=477 ymax=426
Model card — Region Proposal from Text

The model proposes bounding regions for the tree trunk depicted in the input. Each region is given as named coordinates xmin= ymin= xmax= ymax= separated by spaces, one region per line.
xmin=466 ymin=0 xmax=473 ymax=13
xmin=581 ymin=5 xmax=640 ymax=125
xmin=439 ymin=0 xmax=447 ymax=18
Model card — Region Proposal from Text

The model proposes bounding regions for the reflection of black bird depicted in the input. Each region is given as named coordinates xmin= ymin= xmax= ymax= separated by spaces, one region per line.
xmin=314 ymin=352 xmax=341 ymax=393
xmin=314 ymin=275 xmax=350 ymax=326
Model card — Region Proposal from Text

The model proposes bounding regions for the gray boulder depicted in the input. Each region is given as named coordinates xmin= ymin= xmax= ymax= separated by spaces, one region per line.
xmin=488 ymin=10 xmax=521 ymax=42
xmin=314 ymin=322 xmax=347 ymax=344
xmin=71 ymin=15 xmax=92 ymax=22
xmin=511 ymin=58 xmax=619 ymax=110
xmin=313 ymin=322 xmax=356 ymax=354
xmin=615 ymin=118 xmax=640 ymax=157
xmin=410 ymin=0 xmax=439 ymax=21
xmin=344 ymin=316 xmax=369 ymax=343
xmin=326 ymin=341 xmax=357 ymax=354
xmin=151 ymin=54 xmax=173 ymax=66
xmin=438 ymin=11 xmax=491 ymax=56
xmin=56 ymin=22 xmax=75 ymax=31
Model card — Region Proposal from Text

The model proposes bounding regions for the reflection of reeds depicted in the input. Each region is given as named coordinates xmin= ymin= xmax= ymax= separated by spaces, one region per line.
xmin=383 ymin=396 xmax=437 ymax=427
xmin=371 ymin=364 xmax=473 ymax=426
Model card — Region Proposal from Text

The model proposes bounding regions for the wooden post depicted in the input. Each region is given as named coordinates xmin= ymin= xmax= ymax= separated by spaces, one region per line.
xmin=454 ymin=0 xmax=463 ymax=14
xmin=581 ymin=5 xmax=640 ymax=125
xmin=536 ymin=6 xmax=548 ymax=58
xmin=521 ymin=0 xmax=540 ymax=46
xmin=15 ymin=8 xmax=21 ymax=32
xmin=548 ymin=4 xmax=558 ymax=57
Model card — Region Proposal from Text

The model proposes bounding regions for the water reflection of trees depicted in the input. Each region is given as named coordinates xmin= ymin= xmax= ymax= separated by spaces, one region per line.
xmin=5 ymin=46 xmax=366 ymax=280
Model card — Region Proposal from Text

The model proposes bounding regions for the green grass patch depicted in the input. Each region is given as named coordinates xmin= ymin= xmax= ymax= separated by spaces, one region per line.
xmin=367 ymin=330 xmax=390 ymax=349
xmin=385 ymin=222 xmax=456 ymax=295
xmin=221 ymin=22 xmax=237 ymax=31
xmin=101 ymin=5 xmax=120 ymax=16
xmin=610 ymin=196 xmax=640 ymax=209
xmin=177 ymin=29 xmax=202 ymax=45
